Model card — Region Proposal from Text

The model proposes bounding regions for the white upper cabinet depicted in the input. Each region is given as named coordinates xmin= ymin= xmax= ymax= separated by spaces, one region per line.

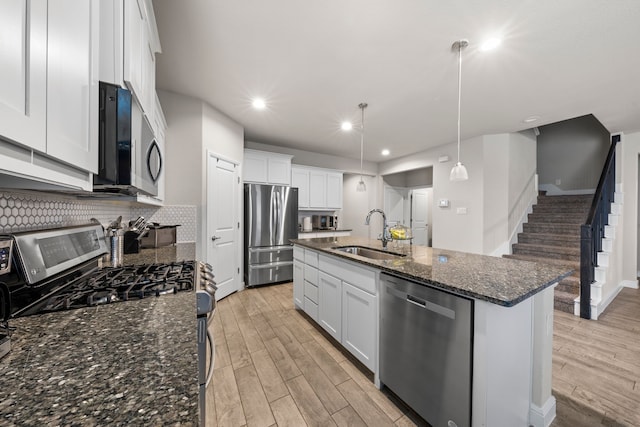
xmin=326 ymin=172 xmax=343 ymax=209
xmin=291 ymin=167 xmax=310 ymax=207
xmin=243 ymin=149 xmax=293 ymax=185
xmin=0 ymin=0 xmax=98 ymax=189
xmin=0 ymin=0 xmax=47 ymax=152
xmin=291 ymin=165 xmax=343 ymax=210
xmin=309 ymin=170 xmax=327 ymax=208
xmin=46 ymin=0 xmax=99 ymax=173
xmin=124 ymin=0 xmax=144 ymax=104
xmin=100 ymin=0 xmax=160 ymax=118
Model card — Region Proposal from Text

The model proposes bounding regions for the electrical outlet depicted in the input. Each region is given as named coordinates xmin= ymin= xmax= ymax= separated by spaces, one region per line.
xmin=456 ymin=207 xmax=467 ymax=215
xmin=555 ymin=179 xmax=561 ymax=185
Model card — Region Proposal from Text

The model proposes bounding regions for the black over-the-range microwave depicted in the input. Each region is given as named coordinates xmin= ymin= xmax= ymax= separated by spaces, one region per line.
xmin=93 ymin=81 xmax=162 ymax=196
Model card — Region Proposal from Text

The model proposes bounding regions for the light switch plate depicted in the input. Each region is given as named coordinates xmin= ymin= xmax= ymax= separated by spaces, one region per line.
xmin=438 ymin=199 xmax=449 ymax=208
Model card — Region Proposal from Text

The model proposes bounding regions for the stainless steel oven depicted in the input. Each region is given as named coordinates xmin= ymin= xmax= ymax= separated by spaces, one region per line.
xmin=196 ymin=274 xmax=216 ymax=427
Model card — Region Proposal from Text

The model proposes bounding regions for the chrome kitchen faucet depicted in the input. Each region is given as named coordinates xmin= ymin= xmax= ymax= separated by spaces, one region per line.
xmin=365 ymin=209 xmax=392 ymax=249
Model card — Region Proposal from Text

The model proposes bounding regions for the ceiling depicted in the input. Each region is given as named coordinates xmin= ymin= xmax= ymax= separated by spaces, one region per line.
xmin=152 ymin=0 xmax=640 ymax=163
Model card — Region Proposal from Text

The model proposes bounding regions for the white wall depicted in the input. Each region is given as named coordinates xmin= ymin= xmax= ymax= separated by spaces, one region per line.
xmin=482 ymin=135 xmax=510 ymax=254
xmin=379 ymin=133 xmax=537 ymax=255
xmin=202 ymin=103 xmax=244 ymax=165
xmin=158 ymin=90 xmax=203 ymax=206
xmin=342 ymin=174 xmax=377 ymax=238
xmin=432 ymin=136 xmax=485 ymax=253
xmin=621 ymin=131 xmax=639 ymax=283
xmin=158 ymin=90 xmax=244 ymax=260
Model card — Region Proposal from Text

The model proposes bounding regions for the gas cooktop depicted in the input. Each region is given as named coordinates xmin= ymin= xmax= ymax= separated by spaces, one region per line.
xmin=19 ymin=261 xmax=197 ymax=316
xmin=2 ymin=225 xmax=213 ymax=319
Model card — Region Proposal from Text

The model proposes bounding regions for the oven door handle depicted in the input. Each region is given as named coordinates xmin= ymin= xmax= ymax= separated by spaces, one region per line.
xmin=205 ymin=329 xmax=215 ymax=387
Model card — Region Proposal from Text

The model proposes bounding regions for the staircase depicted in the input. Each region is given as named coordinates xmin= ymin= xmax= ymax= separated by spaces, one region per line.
xmin=503 ymin=193 xmax=592 ymax=313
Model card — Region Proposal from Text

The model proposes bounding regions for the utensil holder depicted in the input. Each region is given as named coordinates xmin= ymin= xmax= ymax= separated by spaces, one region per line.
xmin=109 ymin=230 xmax=124 ymax=267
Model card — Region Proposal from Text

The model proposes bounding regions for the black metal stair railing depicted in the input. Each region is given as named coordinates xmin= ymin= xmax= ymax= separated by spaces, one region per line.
xmin=579 ymin=134 xmax=619 ymax=319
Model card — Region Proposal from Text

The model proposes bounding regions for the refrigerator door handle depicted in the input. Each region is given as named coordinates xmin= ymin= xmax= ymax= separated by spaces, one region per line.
xmin=275 ymin=191 xmax=280 ymax=241
xmin=270 ymin=189 xmax=276 ymax=246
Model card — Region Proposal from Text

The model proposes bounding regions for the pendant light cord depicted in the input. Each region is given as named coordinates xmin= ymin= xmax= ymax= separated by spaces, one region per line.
xmin=360 ymin=105 xmax=365 ymax=181
xmin=457 ymin=41 xmax=462 ymax=163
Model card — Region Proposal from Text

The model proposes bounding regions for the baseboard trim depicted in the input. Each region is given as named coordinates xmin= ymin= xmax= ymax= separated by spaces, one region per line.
xmin=530 ymin=395 xmax=556 ymax=427
xmin=592 ymin=280 xmax=638 ymax=319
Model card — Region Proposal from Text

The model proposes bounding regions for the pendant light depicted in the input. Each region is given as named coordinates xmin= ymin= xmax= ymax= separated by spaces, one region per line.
xmin=356 ymin=102 xmax=368 ymax=192
xmin=450 ymin=39 xmax=469 ymax=182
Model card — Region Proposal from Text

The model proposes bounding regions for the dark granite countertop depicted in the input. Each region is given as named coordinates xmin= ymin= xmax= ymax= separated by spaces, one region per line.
xmin=291 ymin=237 xmax=573 ymax=307
xmin=298 ymin=229 xmax=352 ymax=234
xmin=0 ymin=242 xmax=199 ymax=426
xmin=102 ymin=242 xmax=197 ymax=267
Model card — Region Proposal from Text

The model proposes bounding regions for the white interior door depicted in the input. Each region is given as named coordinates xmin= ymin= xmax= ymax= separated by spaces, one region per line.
xmin=383 ymin=185 xmax=405 ymax=226
xmin=411 ymin=188 xmax=430 ymax=246
xmin=207 ymin=154 xmax=240 ymax=300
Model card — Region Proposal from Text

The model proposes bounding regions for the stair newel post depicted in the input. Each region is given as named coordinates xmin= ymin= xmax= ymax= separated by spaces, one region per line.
xmin=580 ymin=224 xmax=593 ymax=319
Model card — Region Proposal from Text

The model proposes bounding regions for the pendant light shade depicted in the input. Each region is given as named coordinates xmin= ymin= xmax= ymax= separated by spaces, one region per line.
xmin=450 ymin=161 xmax=469 ymax=181
xmin=356 ymin=102 xmax=368 ymax=192
xmin=450 ymin=39 xmax=469 ymax=182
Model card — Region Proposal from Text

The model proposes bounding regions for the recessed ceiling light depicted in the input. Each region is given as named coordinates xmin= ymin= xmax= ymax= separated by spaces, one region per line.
xmin=480 ymin=37 xmax=501 ymax=51
xmin=341 ymin=121 xmax=353 ymax=131
xmin=523 ymin=115 xmax=540 ymax=123
xmin=252 ymin=98 xmax=266 ymax=110
xmin=381 ymin=149 xmax=390 ymax=156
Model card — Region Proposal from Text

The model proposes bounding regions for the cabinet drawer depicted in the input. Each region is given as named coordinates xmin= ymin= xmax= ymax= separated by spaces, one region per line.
xmin=304 ymin=297 xmax=318 ymax=321
xmin=304 ymin=249 xmax=319 ymax=267
xmin=293 ymin=245 xmax=305 ymax=261
xmin=319 ymin=253 xmax=377 ymax=294
xmin=304 ymin=264 xmax=318 ymax=286
xmin=304 ymin=280 xmax=318 ymax=303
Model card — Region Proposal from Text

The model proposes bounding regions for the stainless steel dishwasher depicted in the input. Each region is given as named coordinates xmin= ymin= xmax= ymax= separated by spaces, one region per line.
xmin=380 ymin=272 xmax=473 ymax=427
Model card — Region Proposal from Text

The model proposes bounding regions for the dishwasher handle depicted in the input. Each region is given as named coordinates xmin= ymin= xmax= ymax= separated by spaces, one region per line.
xmin=385 ymin=282 xmax=456 ymax=320
xmin=407 ymin=294 xmax=426 ymax=308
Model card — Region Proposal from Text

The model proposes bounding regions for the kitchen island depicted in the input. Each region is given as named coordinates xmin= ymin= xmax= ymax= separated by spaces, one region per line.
xmin=292 ymin=237 xmax=572 ymax=427
xmin=0 ymin=244 xmax=199 ymax=426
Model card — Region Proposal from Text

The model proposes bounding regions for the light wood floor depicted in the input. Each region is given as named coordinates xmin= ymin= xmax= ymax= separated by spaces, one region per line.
xmin=551 ymin=287 xmax=640 ymax=427
xmin=209 ymin=282 xmax=640 ymax=427
xmin=208 ymin=282 xmax=425 ymax=427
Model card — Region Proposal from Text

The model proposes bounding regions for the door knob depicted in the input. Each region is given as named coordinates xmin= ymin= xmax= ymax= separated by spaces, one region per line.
xmin=211 ymin=235 xmax=221 ymax=241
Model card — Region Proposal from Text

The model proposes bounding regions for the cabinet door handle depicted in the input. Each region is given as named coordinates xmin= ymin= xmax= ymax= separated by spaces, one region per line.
xmin=211 ymin=236 xmax=221 ymax=241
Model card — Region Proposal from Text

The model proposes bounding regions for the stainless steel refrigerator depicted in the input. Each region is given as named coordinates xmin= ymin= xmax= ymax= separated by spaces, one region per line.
xmin=244 ymin=184 xmax=298 ymax=287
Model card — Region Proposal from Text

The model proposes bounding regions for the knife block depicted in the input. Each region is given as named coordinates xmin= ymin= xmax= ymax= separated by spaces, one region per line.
xmin=123 ymin=231 xmax=141 ymax=254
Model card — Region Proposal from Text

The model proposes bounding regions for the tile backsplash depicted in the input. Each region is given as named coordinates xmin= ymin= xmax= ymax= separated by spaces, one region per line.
xmin=0 ymin=191 xmax=196 ymax=242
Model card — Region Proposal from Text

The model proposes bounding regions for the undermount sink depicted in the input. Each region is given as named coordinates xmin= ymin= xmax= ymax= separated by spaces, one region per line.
xmin=333 ymin=246 xmax=406 ymax=260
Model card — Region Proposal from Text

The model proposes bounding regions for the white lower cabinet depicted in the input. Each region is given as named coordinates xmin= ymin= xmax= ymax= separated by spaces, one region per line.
xmin=293 ymin=259 xmax=304 ymax=309
xmin=318 ymin=271 xmax=342 ymax=341
xmin=342 ymin=282 xmax=376 ymax=371
xmin=293 ymin=245 xmax=378 ymax=374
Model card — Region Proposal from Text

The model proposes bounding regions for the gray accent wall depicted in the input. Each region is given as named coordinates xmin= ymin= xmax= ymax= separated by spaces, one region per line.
xmin=537 ymin=114 xmax=610 ymax=193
